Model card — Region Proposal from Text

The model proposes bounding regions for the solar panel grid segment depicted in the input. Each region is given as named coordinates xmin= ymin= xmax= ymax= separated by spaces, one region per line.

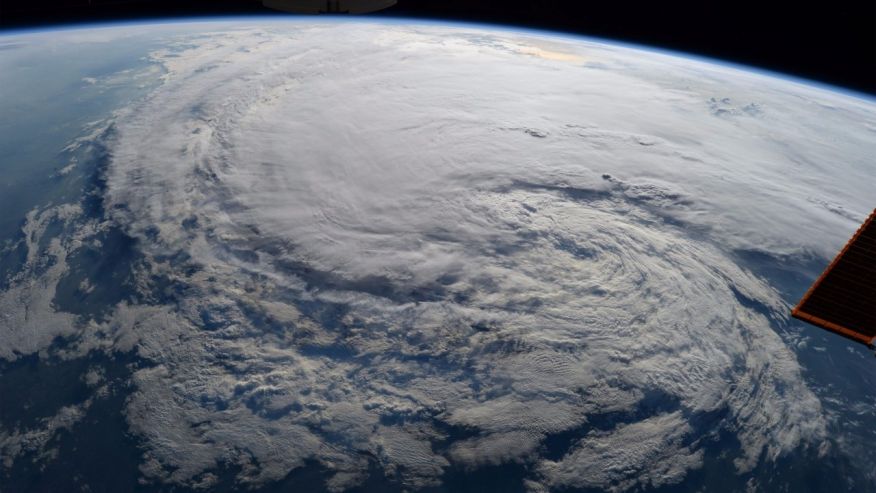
xmin=792 ymin=209 xmax=876 ymax=346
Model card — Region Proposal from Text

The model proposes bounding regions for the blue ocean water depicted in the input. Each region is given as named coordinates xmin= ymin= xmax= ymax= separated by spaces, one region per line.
xmin=0 ymin=18 xmax=873 ymax=493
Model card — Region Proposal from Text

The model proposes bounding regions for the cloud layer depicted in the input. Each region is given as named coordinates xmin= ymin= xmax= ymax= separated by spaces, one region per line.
xmin=2 ymin=21 xmax=875 ymax=491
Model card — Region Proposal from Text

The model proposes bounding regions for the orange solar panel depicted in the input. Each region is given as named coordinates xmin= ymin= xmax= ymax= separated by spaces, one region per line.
xmin=792 ymin=208 xmax=876 ymax=347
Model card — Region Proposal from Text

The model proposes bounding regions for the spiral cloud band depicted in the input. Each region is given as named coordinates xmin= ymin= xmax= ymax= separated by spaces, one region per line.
xmin=3 ymin=21 xmax=875 ymax=491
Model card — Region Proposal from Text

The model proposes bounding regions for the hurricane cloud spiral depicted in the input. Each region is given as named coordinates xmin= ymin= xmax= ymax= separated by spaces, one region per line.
xmin=2 ymin=21 xmax=876 ymax=492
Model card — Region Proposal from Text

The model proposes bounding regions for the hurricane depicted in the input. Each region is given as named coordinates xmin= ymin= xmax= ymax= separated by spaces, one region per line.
xmin=1 ymin=21 xmax=874 ymax=492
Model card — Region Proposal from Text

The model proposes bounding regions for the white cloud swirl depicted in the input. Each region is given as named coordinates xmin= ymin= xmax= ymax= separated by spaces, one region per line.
xmin=4 ymin=21 xmax=876 ymax=491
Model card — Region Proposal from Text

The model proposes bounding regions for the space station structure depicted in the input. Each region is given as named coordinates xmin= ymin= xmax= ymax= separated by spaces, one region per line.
xmin=262 ymin=0 xmax=397 ymax=14
xmin=792 ymin=208 xmax=876 ymax=348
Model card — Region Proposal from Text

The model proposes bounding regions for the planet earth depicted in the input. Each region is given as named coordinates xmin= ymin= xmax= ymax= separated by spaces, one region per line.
xmin=0 ymin=18 xmax=875 ymax=493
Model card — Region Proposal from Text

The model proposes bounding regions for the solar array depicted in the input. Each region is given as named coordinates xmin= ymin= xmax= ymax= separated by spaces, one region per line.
xmin=792 ymin=209 xmax=876 ymax=346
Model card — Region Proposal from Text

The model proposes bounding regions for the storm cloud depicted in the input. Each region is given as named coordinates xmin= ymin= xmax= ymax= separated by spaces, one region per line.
xmin=2 ymin=21 xmax=875 ymax=491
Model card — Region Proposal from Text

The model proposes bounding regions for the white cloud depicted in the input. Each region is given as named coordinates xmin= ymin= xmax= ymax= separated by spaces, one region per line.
xmin=0 ymin=205 xmax=83 ymax=360
xmin=3 ymin=20 xmax=874 ymax=491
xmin=537 ymin=412 xmax=703 ymax=491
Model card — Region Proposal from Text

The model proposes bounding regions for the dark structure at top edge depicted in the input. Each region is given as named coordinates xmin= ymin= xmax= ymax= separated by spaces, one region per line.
xmin=262 ymin=0 xmax=396 ymax=14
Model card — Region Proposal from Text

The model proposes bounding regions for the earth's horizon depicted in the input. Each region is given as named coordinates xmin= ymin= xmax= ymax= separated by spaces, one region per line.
xmin=1 ymin=18 xmax=874 ymax=493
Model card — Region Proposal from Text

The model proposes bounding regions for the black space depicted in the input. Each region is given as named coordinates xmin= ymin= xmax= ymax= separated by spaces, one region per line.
xmin=0 ymin=0 xmax=874 ymax=95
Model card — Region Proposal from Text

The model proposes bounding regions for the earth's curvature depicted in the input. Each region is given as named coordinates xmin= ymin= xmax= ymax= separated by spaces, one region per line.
xmin=0 ymin=19 xmax=875 ymax=493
